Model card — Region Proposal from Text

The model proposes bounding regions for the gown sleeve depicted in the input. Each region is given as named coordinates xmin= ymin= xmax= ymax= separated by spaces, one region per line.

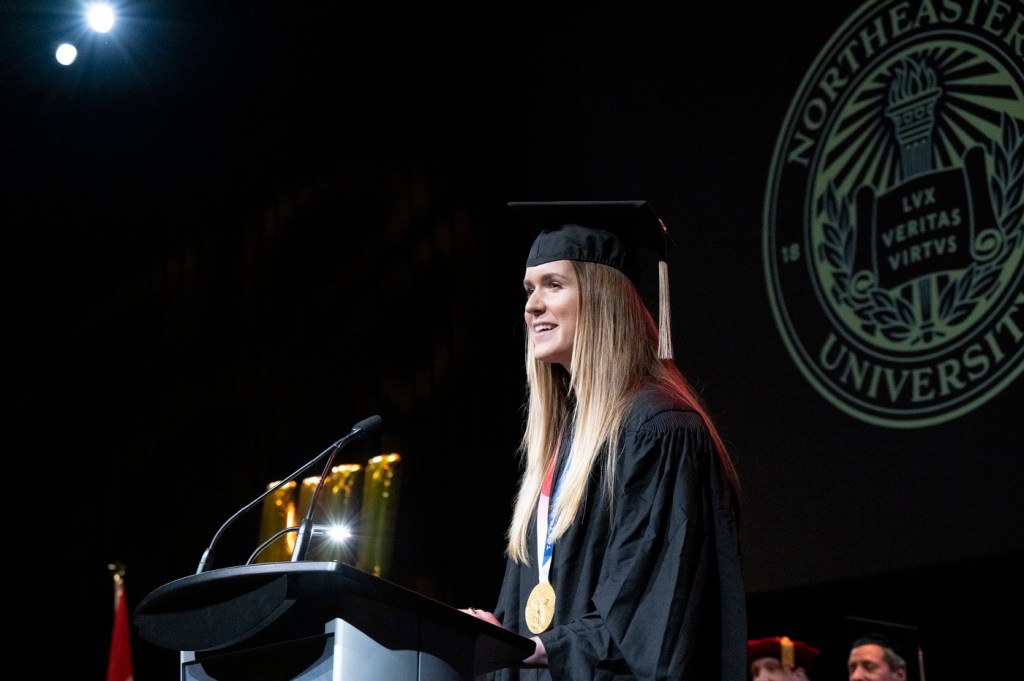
xmin=538 ymin=408 xmax=746 ymax=681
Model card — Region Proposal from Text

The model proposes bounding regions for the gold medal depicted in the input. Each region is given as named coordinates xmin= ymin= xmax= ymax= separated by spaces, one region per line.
xmin=525 ymin=581 xmax=556 ymax=634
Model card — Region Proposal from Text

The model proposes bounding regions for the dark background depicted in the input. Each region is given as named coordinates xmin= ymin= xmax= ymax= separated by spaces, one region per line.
xmin=2 ymin=1 xmax=1021 ymax=679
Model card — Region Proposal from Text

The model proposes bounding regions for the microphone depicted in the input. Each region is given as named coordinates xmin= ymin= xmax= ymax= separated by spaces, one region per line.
xmin=195 ymin=414 xmax=383 ymax=574
xmin=246 ymin=523 xmax=349 ymax=565
xmin=290 ymin=415 xmax=383 ymax=562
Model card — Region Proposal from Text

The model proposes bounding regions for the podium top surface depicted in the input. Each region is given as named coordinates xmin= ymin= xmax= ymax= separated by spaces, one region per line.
xmin=134 ymin=561 xmax=533 ymax=675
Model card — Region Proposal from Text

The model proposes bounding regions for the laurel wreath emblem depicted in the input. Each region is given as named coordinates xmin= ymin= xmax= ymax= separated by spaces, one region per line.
xmin=820 ymin=114 xmax=1024 ymax=346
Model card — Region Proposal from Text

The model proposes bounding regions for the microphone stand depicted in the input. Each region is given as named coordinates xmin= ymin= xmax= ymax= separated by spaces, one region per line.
xmin=292 ymin=444 xmax=339 ymax=561
xmin=195 ymin=415 xmax=383 ymax=574
xmin=291 ymin=438 xmax=346 ymax=561
xmin=246 ymin=524 xmax=340 ymax=565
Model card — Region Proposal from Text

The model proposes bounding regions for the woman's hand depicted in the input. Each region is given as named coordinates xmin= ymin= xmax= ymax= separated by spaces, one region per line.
xmin=459 ymin=607 xmax=501 ymax=626
xmin=522 ymin=636 xmax=548 ymax=666
xmin=459 ymin=609 xmax=547 ymax=668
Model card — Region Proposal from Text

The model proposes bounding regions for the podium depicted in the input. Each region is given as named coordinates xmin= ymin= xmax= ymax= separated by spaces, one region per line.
xmin=134 ymin=561 xmax=533 ymax=681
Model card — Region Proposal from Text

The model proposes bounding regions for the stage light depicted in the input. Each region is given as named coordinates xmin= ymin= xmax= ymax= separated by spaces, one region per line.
xmin=321 ymin=524 xmax=353 ymax=543
xmin=86 ymin=2 xmax=115 ymax=33
xmin=55 ymin=43 xmax=78 ymax=66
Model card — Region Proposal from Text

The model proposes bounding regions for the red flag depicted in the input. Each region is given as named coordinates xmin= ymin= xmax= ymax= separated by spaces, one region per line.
xmin=107 ymin=563 xmax=134 ymax=681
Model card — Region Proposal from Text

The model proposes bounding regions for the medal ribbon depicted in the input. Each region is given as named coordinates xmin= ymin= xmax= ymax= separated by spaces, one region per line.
xmin=526 ymin=433 xmax=571 ymax=634
xmin=536 ymin=448 xmax=572 ymax=583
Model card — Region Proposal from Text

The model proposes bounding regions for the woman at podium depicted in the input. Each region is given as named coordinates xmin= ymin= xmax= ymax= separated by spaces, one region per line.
xmin=463 ymin=201 xmax=747 ymax=681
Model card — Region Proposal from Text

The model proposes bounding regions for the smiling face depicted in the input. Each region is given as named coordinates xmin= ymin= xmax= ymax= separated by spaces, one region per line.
xmin=847 ymin=644 xmax=906 ymax=681
xmin=523 ymin=260 xmax=579 ymax=370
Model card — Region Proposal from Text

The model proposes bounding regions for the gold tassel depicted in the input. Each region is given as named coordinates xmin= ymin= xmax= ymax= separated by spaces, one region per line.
xmin=657 ymin=259 xmax=673 ymax=359
xmin=780 ymin=636 xmax=795 ymax=670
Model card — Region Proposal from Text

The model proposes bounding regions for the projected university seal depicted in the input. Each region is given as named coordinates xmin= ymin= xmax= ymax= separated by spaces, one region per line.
xmin=763 ymin=0 xmax=1024 ymax=428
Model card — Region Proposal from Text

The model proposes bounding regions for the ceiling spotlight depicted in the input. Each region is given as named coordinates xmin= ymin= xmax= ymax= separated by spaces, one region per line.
xmin=55 ymin=43 xmax=78 ymax=66
xmin=86 ymin=2 xmax=116 ymax=33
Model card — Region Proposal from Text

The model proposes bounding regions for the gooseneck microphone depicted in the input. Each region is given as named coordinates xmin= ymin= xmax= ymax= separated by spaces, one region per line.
xmin=195 ymin=414 xmax=383 ymax=574
xmin=290 ymin=414 xmax=383 ymax=562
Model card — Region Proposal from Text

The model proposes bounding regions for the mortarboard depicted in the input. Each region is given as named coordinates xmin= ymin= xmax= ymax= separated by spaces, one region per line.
xmin=846 ymin=615 xmax=924 ymax=681
xmin=747 ymin=636 xmax=821 ymax=671
xmin=507 ymin=200 xmax=675 ymax=359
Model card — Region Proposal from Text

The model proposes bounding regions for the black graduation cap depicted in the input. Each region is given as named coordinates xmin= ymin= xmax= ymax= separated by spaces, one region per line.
xmin=846 ymin=615 xmax=925 ymax=681
xmin=507 ymin=200 xmax=675 ymax=359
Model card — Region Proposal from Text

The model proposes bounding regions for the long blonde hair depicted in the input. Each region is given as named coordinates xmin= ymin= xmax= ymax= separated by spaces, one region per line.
xmin=506 ymin=261 xmax=739 ymax=563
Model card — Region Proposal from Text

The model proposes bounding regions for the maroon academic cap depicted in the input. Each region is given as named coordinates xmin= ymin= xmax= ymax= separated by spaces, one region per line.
xmin=747 ymin=636 xmax=821 ymax=670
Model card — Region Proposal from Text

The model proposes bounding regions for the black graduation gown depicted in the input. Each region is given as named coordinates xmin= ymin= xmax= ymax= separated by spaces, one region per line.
xmin=484 ymin=384 xmax=747 ymax=681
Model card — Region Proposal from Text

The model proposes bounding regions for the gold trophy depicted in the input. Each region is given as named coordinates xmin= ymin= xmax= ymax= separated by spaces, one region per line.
xmin=356 ymin=454 xmax=401 ymax=577
xmin=256 ymin=480 xmax=298 ymax=563
xmin=295 ymin=464 xmax=363 ymax=563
